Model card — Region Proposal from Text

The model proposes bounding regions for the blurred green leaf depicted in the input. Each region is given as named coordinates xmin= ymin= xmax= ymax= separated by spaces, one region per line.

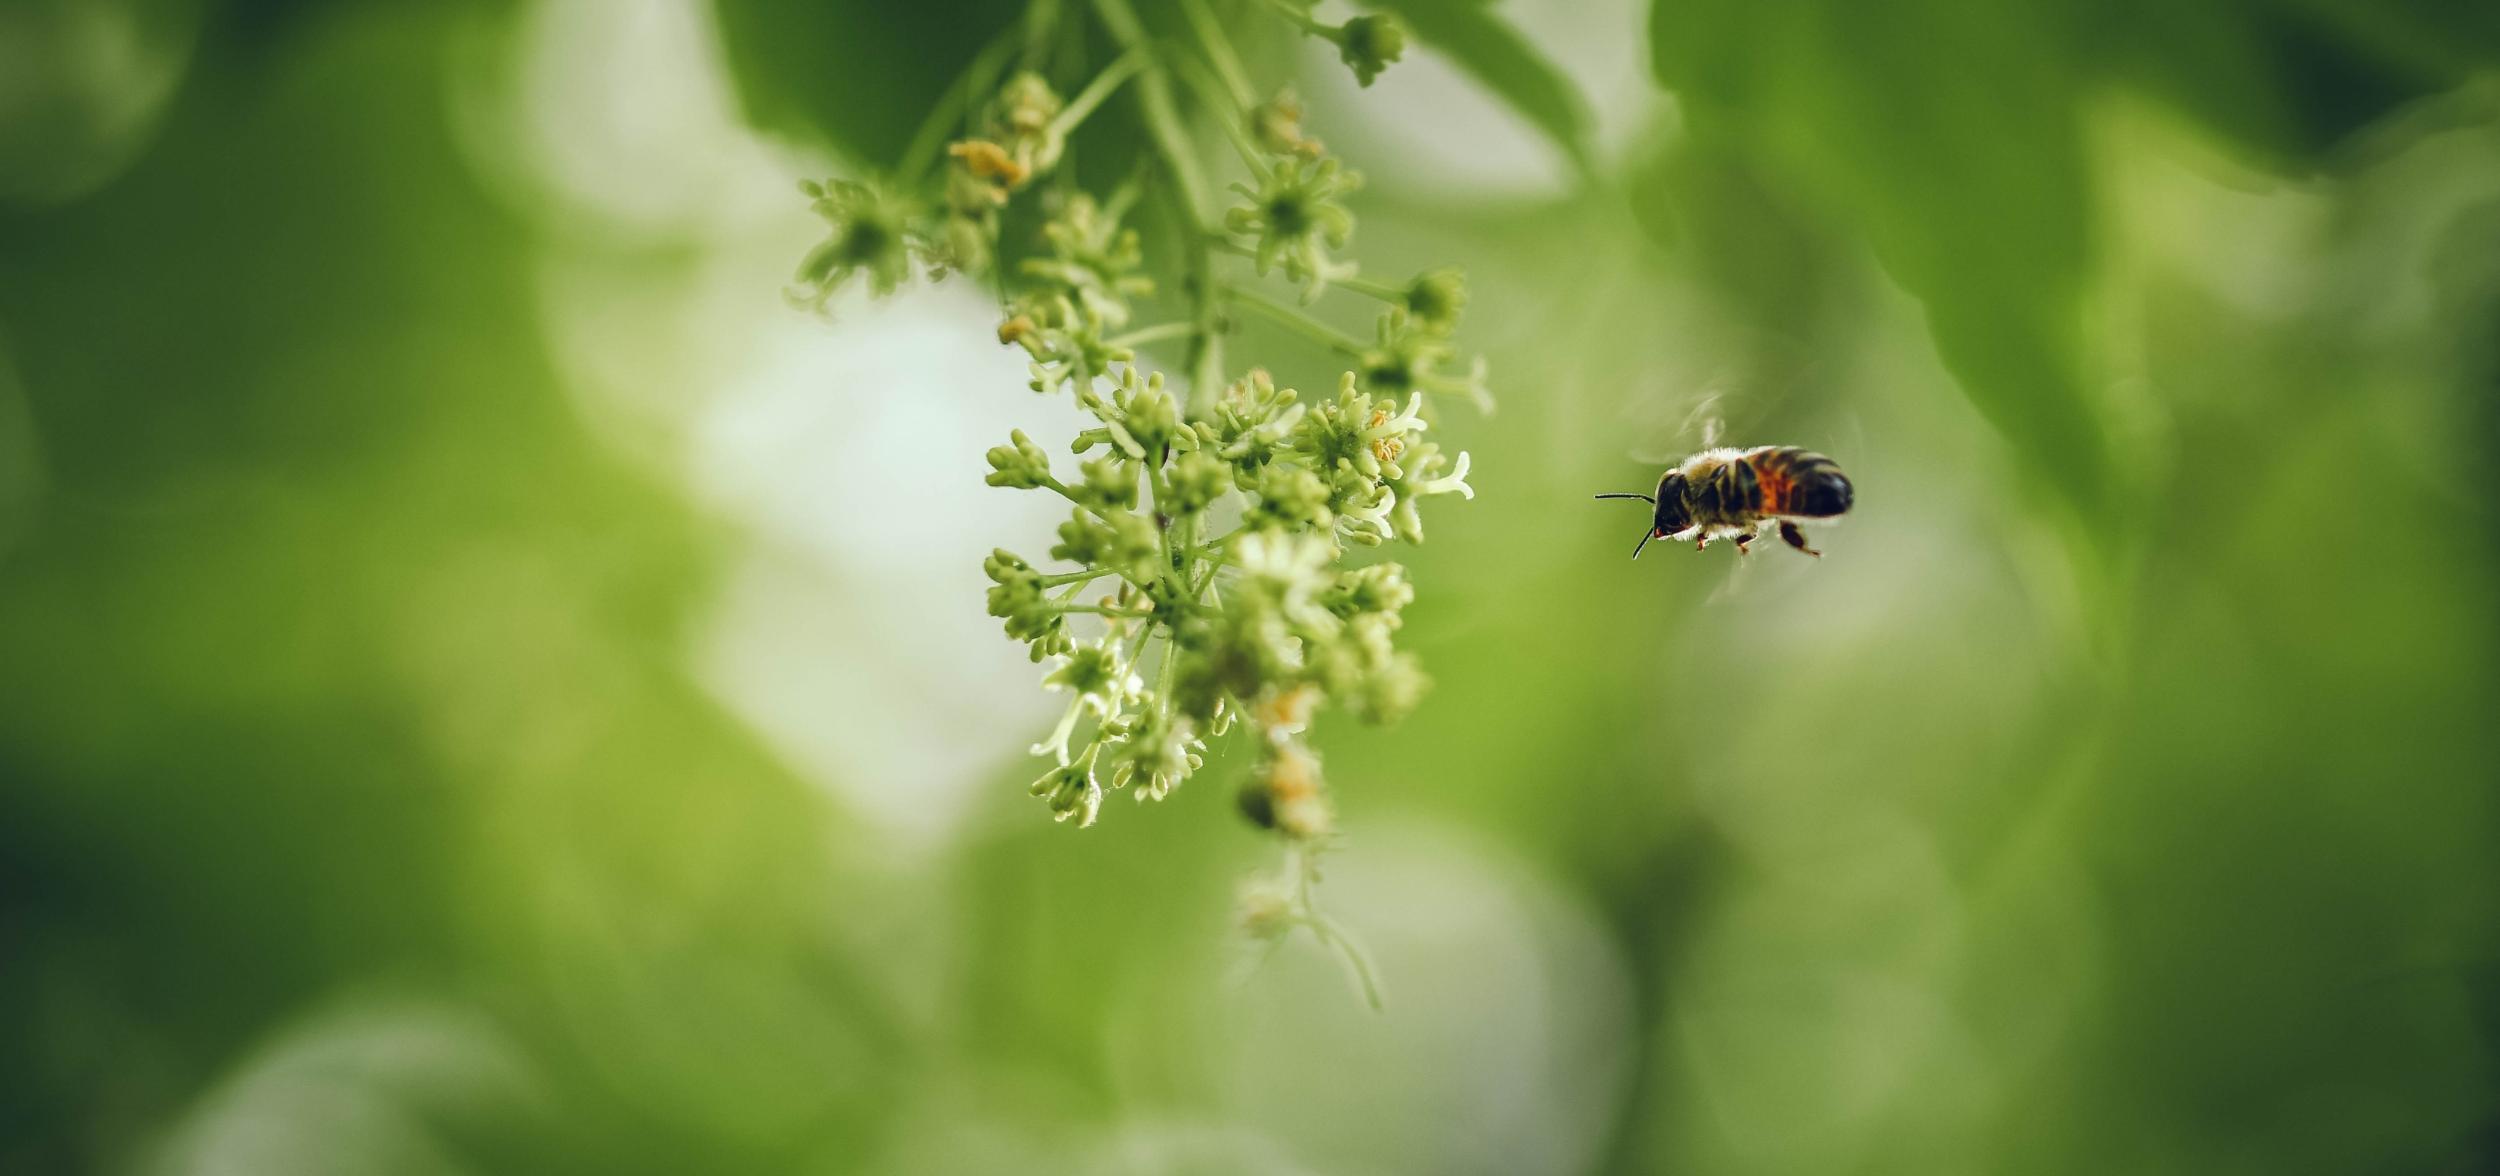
xmin=1643 ymin=0 xmax=2500 ymax=522
xmin=2088 ymin=0 xmax=2500 ymax=170
xmin=709 ymin=0 xmax=1026 ymax=166
xmin=1364 ymin=0 xmax=1594 ymax=176
xmin=1648 ymin=0 xmax=2111 ymax=516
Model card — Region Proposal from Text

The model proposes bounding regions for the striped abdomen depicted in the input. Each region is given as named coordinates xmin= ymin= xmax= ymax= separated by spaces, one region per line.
xmin=1744 ymin=447 xmax=1852 ymax=518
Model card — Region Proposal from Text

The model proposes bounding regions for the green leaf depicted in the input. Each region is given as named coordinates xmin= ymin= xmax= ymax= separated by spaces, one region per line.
xmin=1363 ymin=0 xmax=1595 ymax=176
xmin=710 ymin=0 xmax=1026 ymax=167
xmin=1647 ymin=0 xmax=2112 ymax=518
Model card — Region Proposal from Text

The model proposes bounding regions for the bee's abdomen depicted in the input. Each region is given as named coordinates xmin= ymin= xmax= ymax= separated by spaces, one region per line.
xmin=1749 ymin=447 xmax=1853 ymax=518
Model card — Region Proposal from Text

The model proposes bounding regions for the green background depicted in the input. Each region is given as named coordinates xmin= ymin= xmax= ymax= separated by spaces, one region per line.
xmin=2 ymin=0 xmax=2495 ymax=1172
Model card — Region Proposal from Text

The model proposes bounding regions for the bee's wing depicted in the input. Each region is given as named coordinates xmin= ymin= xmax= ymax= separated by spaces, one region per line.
xmin=1836 ymin=410 xmax=1868 ymax=484
xmin=1621 ymin=383 xmax=1736 ymax=465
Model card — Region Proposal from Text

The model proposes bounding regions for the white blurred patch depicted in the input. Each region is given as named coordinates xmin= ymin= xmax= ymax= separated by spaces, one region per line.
xmin=486 ymin=0 xmax=1076 ymax=851
xmin=144 ymin=997 xmax=547 ymax=1176
xmin=687 ymin=284 xmax=1081 ymax=849
xmin=1202 ymin=822 xmax=1636 ymax=1176
xmin=496 ymin=0 xmax=790 ymax=238
xmin=1299 ymin=0 xmax=1655 ymax=200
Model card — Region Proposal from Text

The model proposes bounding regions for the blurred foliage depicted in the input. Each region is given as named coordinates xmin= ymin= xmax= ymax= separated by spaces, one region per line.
xmin=2 ymin=1 xmax=2497 ymax=1174
xmin=1360 ymin=0 xmax=1594 ymax=173
xmin=712 ymin=0 xmax=1027 ymax=168
xmin=1647 ymin=0 xmax=2500 ymax=531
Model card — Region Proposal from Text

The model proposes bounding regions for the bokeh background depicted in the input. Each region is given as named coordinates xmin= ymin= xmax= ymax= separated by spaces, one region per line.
xmin=4 ymin=1 xmax=2497 ymax=1172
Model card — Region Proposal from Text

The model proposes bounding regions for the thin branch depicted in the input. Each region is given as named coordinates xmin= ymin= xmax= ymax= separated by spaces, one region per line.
xmin=1049 ymin=47 xmax=1150 ymax=140
xmin=1228 ymin=283 xmax=1367 ymax=355
xmin=1180 ymin=0 xmax=1259 ymax=108
xmin=898 ymin=26 xmax=1023 ymax=187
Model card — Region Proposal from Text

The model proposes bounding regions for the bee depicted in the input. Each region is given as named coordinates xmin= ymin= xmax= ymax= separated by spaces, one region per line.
xmin=1595 ymin=446 xmax=1854 ymax=559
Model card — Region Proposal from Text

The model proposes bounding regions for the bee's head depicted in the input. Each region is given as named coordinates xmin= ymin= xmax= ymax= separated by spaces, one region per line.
xmin=1595 ymin=470 xmax=1693 ymax=560
xmin=1651 ymin=470 xmax=1692 ymax=537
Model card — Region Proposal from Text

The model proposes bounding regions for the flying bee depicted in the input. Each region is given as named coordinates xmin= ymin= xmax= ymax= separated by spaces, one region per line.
xmin=1596 ymin=446 xmax=1854 ymax=559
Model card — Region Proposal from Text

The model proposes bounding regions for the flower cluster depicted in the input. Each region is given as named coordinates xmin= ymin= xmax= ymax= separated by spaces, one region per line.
xmin=787 ymin=179 xmax=918 ymax=310
xmin=1003 ymin=196 xmax=1157 ymax=393
xmin=1227 ymin=155 xmax=1362 ymax=301
xmin=799 ymin=4 xmax=1476 ymax=856
xmin=982 ymin=357 xmax=1468 ymax=831
xmin=951 ymin=71 xmax=1067 ymax=196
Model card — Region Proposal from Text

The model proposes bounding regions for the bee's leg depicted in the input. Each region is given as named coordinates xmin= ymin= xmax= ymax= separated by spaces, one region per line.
xmin=1733 ymin=532 xmax=1752 ymax=556
xmin=1778 ymin=520 xmax=1821 ymax=558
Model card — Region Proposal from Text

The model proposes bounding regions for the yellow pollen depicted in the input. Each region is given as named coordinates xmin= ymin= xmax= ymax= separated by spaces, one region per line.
xmin=1367 ymin=408 xmax=1404 ymax=464
xmin=949 ymin=139 xmax=1029 ymax=189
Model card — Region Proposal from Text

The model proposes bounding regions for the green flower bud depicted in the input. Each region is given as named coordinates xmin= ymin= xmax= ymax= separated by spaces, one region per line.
xmin=1226 ymin=157 xmax=1361 ymax=301
xmin=789 ymin=179 xmax=919 ymax=309
xmin=1051 ymin=509 xmax=1163 ymax=584
xmin=1238 ymin=738 xmax=1332 ymax=840
xmin=1106 ymin=708 xmax=1203 ymax=801
xmin=1022 ymin=194 xmax=1153 ymax=330
xmin=1203 ymin=369 xmax=1308 ymax=475
xmin=1242 ymin=464 xmax=1334 ymax=532
xmin=1044 ymin=640 xmax=1141 ymax=718
xmin=1358 ymin=308 xmax=1492 ymax=412
xmin=1009 ymin=291 xmax=1134 ymax=394
xmin=984 ymin=429 xmax=1055 ymax=489
xmin=1170 ymin=613 xmax=1271 ymax=724
xmin=1167 ymin=450 xmax=1235 ymax=515
xmin=1333 ymin=14 xmax=1407 ymax=87
xmin=985 ymin=550 xmax=1073 ymax=659
xmin=1074 ymin=366 xmax=1190 ymax=460
xmin=1294 ymin=375 xmax=1424 ymax=481
xmin=1355 ymin=650 xmax=1429 ymax=724
xmin=1249 ymin=89 xmax=1323 ymax=158
xmin=1402 ymin=268 xmax=1467 ymax=335
xmin=1029 ymin=758 xmax=1104 ymax=827
xmin=1073 ymin=454 xmax=1140 ymax=510
xmin=1310 ymin=612 xmax=1428 ymax=725
xmin=1326 ymin=563 xmax=1415 ymax=619
xmin=994 ymin=71 xmax=1067 ymax=177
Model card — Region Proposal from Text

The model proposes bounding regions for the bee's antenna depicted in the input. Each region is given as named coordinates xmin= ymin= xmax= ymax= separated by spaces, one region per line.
xmin=1631 ymin=530 xmax=1656 ymax=560
xmin=1593 ymin=493 xmax=1655 ymax=504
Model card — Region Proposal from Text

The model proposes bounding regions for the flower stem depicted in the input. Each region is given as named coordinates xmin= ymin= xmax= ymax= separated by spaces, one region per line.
xmin=1214 ymin=240 xmax=1401 ymax=306
xmin=1021 ymin=0 xmax=1061 ymax=71
xmin=1089 ymin=0 xmax=1210 ymax=224
xmin=1040 ymin=566 xmax=1119 ymax=588
xmin=1180 ymin=0 xmax=1258 ymax=108
xmin=1254 ymin=0 xmax=1331 ymax=38
xmin=1060 ymin=604 xmax=1154 ymax=619
xmin=1087 ymin=0 xmax=1231 ymax=418
xmin=1107 ymin=321 xmax=1197 ymax=349
xmin=1048 ymin=47 xmax=1149 ymax=141
xmin=1332 ymin=273 xmax=1405 ymax=302
xmin=898 ymin=25 xmax=1023 ymax=187
xmin=1167 ymin=49 xmax=1270 ymax=177
xmin=1309 ymin=914 xmax=1385 ymax=1012
xmin=1192 ymin=549 xmax=1231 ymax=597
xmin=1186 ymin=237 xmax=1226 ymax=417
xmin=1039 ymin=475 xmax=1133 ymax=525
xmin=1228 ymin=283 xmax=1367 ymax=356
